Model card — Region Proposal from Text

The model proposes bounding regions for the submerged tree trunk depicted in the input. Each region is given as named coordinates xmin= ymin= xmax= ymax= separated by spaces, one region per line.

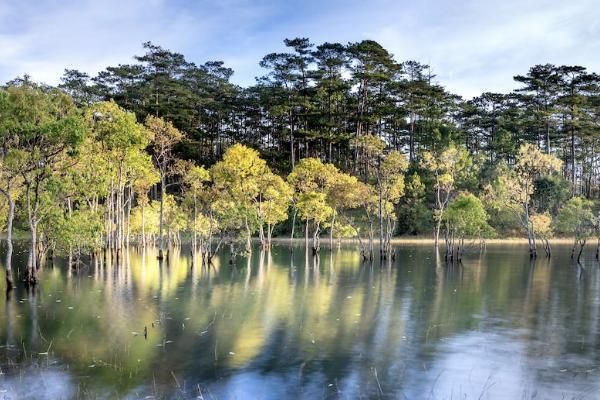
xmin=245 ymin=217 xmax=252 ymax=254
xmin=192 ymin=195 xmax=198 ymax=255
xmin=357 ymin=232 xmax=367 ymax=260
xmin=259 ymin=224 xmax=266 ymax=248
xmin=305 ymin=220 xmax=309 ymax=249
xmin=267 ymin=223 xmax=273 ymax=249
xmin=368 ymin=221 xmax=374 ymax=260
xmin=444 ymin=229 xmax=451 ymax=261
xmin=1 ymin=190 xmax=14 ymax=289
xmin=25 ymin=182 xmax=39 ymax=284
xmin=434 ymin=218 xmax=442 ymax=249
xmin=458 ymin=238 xmax=465 ymax=262
xmin=385 ymin=215 xmax=394 ymax=258
xmin=158 ymin=175 xmax=165 ymax=260
xmin=28 ymin=220 xmax=38 ymax=284
xmin=329 ymin=213 xmax=335 ymax=249
xmin=312 ymin=224 xmax=321 ymax=255
xmin=541 ymin=237 xmax=551 ymax=257
xmin=290 ymin=208 xmax=297 ymax=243
xmin=524 ymin=203 xmax=536 ymax=258
xmin=141 ymin=202 xmax=146 ymax=248
xmin=577 ymin=239 xmax=586 ymax=263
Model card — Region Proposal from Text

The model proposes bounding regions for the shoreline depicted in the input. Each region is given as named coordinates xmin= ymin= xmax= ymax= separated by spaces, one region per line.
xmin=269 ymin=237 xmax=584 ymax=245
xmin=0 ymin=234 xmax=586 ymax=246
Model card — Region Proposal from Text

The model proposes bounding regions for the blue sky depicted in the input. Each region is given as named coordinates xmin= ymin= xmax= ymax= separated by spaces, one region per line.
xmin=0 ymin=0 xmax=598 ymax=98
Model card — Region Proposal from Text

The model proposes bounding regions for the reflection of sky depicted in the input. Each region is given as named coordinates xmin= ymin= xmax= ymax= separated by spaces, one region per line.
xmin=416 ymin=331 xmax=526 ymax=399
xmin=0 ymin=368 xmax=75 ymax=399
xmin=414 ymin=329 xmax=600 ymax=399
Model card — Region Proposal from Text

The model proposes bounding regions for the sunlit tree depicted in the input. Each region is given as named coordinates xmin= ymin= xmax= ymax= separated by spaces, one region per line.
xmin=146 ymin=115 xmax=184 ymax=259
xmin=554 ymin=197 xmax=595 ymax=262
xmin=2 ymin=83 xmax=87 ymax=283
xmin=421 ymin=145 xmax=472 ymax=248
xmin=288 ymin=157 xmax=338 ymax=253
xmin=443 ymin=192 xmax=492 ymax=261
xmin=486 ymin=144 xmax=562 ymax=257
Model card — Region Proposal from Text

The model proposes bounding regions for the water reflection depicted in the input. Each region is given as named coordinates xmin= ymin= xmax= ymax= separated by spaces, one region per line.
xmin=0 ymin=243 xmax=599 ymax=399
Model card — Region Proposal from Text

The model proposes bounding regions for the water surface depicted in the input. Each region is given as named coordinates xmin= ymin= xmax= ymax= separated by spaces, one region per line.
xmin=0 ymin=243 xmax=599 ymax=399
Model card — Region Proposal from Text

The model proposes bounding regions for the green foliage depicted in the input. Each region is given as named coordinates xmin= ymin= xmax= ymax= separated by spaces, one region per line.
xmin=397 ymin=173 xmax=433 ymax=235
xmin=481 ymin=161 xmax=523 ymax=235
xmin=258 ymin=173 xmax=292 ymax=227
xmin=130 ymin=203 xmax=160 ymax=235
xmin=88 ymin=101 xmax=149 ymax=152
xmin=444 ymin=193 xmax=493 ymax=239
xmin=288 ymin=157 xmax=338 ymax=226
xmin=484 ymin=145 xmax=563 ymax=239
xmin=530 ymin=213 xmax=553 ymax=238
xmin=532 ymin=175 xmax=571 ymax=214
xmin=47 ymin=208 xmax=103 ymax=252
xmin=210 ymin=144 xmax=291 ymax=245
xmin=554 ymin=197 xmax=595 ymax=239
xmin=296 ymin=192 xmax=333 ymax=226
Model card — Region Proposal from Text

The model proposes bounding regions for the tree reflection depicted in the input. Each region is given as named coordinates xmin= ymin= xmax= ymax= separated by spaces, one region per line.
xmin=0 ymin=243 xmax=598 ymax=398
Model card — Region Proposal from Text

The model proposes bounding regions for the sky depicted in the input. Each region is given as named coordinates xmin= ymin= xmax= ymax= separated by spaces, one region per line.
xmin=0 ymin=0 xmax=599 ymax=98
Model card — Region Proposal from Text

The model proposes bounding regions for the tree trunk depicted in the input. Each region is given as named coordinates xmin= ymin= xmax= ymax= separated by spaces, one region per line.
xmin=116 ymin=162 xmax=123 ymax=253
xmin=259 ymin=224 xmax=265 ymax=248
xmin=1 ymin=190 xmax=14 ymax=289
xmin=193 ymin=195 xmax=198 ymax=255
xmin=290 ymin=208 xmax=297 ymax=241
xmin=158 ymin=174 xmax=165 ymax=260
xmin=435 ymin=219 xmax=442 ymax=249
xmin=245 ymin=217 xmax=252 ymax=254
xmin=545 ymin=120 xmax=551 ymax=154
xmin=25 ymin=183 xmax=39 ymax=284
xmin=577 ymin=239 xmax=586 ymax=263
xmin=571 ymin=119 xmax=576 ymax=192
xmin=444 ymin=229 xmax=450 ymax=261
xmin=305 ymin=220 xmax=309 ymax=248
xmin=28 ymin=219 xmax=38 ymax=284
xmin=125 ymin=187 xmax=132 ymax=247
xmin=378 ymin=174 xmax=383 ymax=259
xmin=409 ymin=112 xmax=415 ymax=162
xmin=290 ymin=112 xmax=295 ymax=168
xmin=329 ymin=213 xmax=335 ymax=249
xmin=368 ymin=221 xmax=374 ymax=260
xmin=141 ymin=202 xmax=146 ymax=248
xmin=524 ymin=203 xmax=536 ymax=258
xmin=312 ymin=224 xmax=320 ymax=255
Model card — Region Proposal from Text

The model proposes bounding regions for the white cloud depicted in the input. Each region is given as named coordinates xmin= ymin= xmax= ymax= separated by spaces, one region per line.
xmin=367 ymin=0 xmax=600 ymax=97
xmin=0 ymin=0 xmax=598 ymax=97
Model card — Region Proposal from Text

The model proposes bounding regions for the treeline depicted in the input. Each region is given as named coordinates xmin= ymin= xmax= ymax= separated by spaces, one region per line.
xmin=56 ymin=41 xmax=600 ymax=190
xmin=1 ymin=38 xmax=600 ymax=286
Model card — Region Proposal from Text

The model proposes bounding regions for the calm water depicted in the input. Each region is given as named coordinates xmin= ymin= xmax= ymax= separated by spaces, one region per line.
xmin=0 ymin=243 xmax=599 ymax=399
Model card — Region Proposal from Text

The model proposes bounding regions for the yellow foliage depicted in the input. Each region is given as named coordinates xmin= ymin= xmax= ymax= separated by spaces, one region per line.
xmin=529 ymin=213 xmax=553 ymax=237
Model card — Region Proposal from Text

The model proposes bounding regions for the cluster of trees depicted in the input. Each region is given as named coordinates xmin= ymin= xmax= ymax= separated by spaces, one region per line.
xmin=1 ymin=38 xmax=600 ymax=287
xmin=0 ymin=84 xmax=409 ymax=288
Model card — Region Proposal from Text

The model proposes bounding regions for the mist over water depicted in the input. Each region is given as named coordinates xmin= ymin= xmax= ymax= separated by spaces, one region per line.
xmin=0 ymin=243 xmax=599 ymax=399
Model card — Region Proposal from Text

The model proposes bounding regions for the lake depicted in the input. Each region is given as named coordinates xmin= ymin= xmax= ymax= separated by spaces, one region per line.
xmin=0 ymin=242 xmax=599 ymax=399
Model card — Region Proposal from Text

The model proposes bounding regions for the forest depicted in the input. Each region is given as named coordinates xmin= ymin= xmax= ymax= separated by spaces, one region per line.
xmin=1 ymin=38 xmax=599 ymax=287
